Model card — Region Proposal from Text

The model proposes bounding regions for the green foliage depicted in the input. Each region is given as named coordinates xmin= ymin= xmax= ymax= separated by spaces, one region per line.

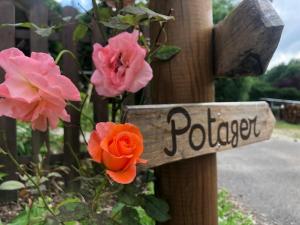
xmin=102 ymin=5 xmax=174 ymax=30
xmin=215 ymin=77 xmax=255 ymax=102
xmin=8 ymin=198 xmax=49 ymax=225
xmin=1 ymin=23 xmax=56 ymax=37
xmin=263 ymin=60 xmax=300 ymax=90
xmin=17 ymin=121 xmax=63 ymax=156
xmin=56 ymin=199 xmax=89 ymax=222
xmin=218 ymin=189 xmax=255 ymax=225
xmin=153 ymin=45 xmax=181 ymax=61
xmin=73 ymin=24 xmax=89 ymax=42
xmin=2 ymin=2 xmax=174 ymax=225
xmin=248 ymin=78 xmax=300 ymax=101
xmin=213 ymin=0 xmax=234 ymax=24
xmin=141 ymin=195 xmax=171 ymax=222
xmin=0 ymin=180 xmax=25 ymax=190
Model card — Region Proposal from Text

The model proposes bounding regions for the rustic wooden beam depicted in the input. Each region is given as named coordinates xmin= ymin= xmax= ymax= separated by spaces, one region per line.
xmin=125 ymin=101 xmax=275 ymax=168
xmin=214 ymin=0 xmax=284 ymax=77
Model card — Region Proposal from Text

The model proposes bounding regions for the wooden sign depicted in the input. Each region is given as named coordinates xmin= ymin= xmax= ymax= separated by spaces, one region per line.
xmin=124 ymin=101 xmax=275 ymax=168
xmin=214 ymin=0 xmax=284 ymax=77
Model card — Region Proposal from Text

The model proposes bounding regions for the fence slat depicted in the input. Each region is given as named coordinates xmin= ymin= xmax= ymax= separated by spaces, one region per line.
xmin=0 ymin=0 xmax=17 ymax=202
xmin=91 ymin=20 xmax=109 ymax=123
xmin=61 ymin=7 xmax=81 ymax=182
xmin=29 ymin=0 xmax=49 ymax=163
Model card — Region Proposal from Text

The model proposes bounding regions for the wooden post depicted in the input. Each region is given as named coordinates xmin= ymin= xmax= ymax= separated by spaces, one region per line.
xmin=150 ymin=0 xmax=217 ymax=224
xmin=61 ymin=6 xmax=81 ymax=182
xmin=0 ymin=0 xmax=17 ymax=203
xmin=29 ymin=0 xmax=49 ymax=163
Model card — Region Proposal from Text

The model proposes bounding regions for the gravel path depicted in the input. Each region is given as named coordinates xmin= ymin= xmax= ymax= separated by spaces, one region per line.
xmin=218 ymin=136 xmax=300 ymax=225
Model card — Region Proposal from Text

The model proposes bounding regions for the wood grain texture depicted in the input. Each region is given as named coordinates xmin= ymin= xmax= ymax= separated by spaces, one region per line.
xmin=214 ymin=0 xmax=284 ymax=77
xmin=61 ymin=6 xmax=81 ymax=181
xmin=125 ymin=101 xmax=275 ymax=168
xmin=30 ymin=0 xmax=49 ymax=163
xmin=150 ymin=0 xmax=214 ymax=104
xmin=0 ymin=0 xmax=17 ymax=202
xmin=149 ymin=0 xmax=217 ymax=224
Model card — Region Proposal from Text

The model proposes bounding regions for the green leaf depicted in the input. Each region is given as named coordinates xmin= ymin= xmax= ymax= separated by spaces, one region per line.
xmin=118 ymin=206 xmax=141 ymax=225
xmin=0 ymin=180 xmax=25 ymax=190
xmin=101 ymin=17 xmax=131 ymax=30
xmin=56 ymin=198 xmax=89 ymax=222
xmin=73 ymin=23 xmax=88 ymax=42
xmin=1 ymin=23 xmax=55 ymax=37
xmin=117 ymin=184 xmax=143 ymax=206
xmin=154 ymin=45 xmax=181 ymax=61
xmin=55 ymin=197 xmax=81 ymax=209
xmin=142 ymin=195 xmax=170 ymax=222
xmin=118 ymin=15 xmax=138 ymax=26
xmin=64 ymin=222 xmax=81 ymax=225
xmin=98 ymin=7 xmax=112 ymax=22
xmin=121 ymin=6 xmax=174 ymax=21
xmin=0 ymin=172 xmax=7 ymax=181
xmin=35 ymin=26 xmax=55 ymax=37
xmin=1 ymin=22 xmax=36 ymax=29
xmin=47 ymin=172 xmax=63 ymax=178
xmin=8 ymin=200 xmax=48 ymax=225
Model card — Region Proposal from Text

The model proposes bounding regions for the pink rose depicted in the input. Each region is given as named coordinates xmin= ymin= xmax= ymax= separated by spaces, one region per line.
xmin=91 ymin=31 xmax=153 ymax=97
xmin=0 ymin=48 xmax=80 ymax=131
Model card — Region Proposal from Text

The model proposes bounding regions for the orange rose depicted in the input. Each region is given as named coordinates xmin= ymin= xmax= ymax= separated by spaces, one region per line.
xmin=88 ymin=122 xmax=146 ymax=184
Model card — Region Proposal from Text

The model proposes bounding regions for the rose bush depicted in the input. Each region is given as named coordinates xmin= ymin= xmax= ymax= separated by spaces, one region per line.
xmin=0 ymin=2 xmax=177 ymax=224
xmin=88 ymin=122 xmax=146 ymax=184
xmin=91 ymin=30 xmax=153 ymax=97
xmin=0 ymin=48 xmax=80 ymax=131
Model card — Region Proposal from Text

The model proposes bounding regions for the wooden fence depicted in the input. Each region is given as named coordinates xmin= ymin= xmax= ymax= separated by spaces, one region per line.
xmin=0 ymin=0 xmax=110 ymax=201
xmin=262 ymin=98 xmax=300 ymax=123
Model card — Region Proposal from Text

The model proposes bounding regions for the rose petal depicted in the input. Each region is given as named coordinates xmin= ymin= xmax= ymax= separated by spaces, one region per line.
xmin=88 ymin=131 xmax=103 ymax=163
xmin=102 ymin=147 xmax=130 ymax=171
xmin=106 ymin=164 xmax=136 ymax=184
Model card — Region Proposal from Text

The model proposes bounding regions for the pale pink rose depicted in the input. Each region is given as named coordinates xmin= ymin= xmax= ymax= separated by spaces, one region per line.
xmin=0 ymin=48 xmax=81 ymax=131
xmin=91 ymin=31 xmax=153 ymax=97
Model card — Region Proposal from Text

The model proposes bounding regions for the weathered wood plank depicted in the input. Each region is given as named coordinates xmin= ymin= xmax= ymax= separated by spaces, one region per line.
xmin=214 ymin=0 xmax=284 ymax=77
xmin=29 ymin=0 xmax=49 ymax=163
xmin=0 ymin=0 xmax=17 ymax=202
xmin=61 ymin=6 xmax=81 ymax=181
xmin=91 ymin=20 xmax=109 ymax=123
xmin=124 ymin=101 xmax=275 ymax=168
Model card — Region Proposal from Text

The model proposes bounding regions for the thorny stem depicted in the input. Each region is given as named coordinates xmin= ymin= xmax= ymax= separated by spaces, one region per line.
xmin=67 ymin=143 xmax=84 ymax=177
xmin=79 ymin=94 xmax=89 ymax=146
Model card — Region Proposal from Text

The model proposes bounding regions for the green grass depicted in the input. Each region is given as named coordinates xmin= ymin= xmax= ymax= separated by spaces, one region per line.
xmin=218 ymin=189 xmax=255 ymax=225
xmin=274 ymin=120 xmax=300 ymax=140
